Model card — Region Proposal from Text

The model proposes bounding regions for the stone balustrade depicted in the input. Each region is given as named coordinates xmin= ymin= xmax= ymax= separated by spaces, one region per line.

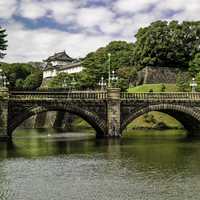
xmin=9 ymin=91 xmax=107 ymax=100
xmin=120 ymin=92 xmax=200 ymax=100
xmin=8 ymin=91 xmax=200 ymax=101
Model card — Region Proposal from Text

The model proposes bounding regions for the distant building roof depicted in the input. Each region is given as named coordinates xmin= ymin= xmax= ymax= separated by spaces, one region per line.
xmin=44 ymin=51 xmax=76 ymax=62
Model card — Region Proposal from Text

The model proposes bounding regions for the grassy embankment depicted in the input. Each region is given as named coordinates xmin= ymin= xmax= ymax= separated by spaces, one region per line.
xmin=128 ymin=83 xmax=178 ymax=92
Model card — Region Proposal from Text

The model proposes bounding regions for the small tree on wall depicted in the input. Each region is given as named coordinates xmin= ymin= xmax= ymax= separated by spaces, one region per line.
xmin=0 ymin=27 xmax=7 ymax=59
xmin=161 ymin=84 xmax=166 ymax=92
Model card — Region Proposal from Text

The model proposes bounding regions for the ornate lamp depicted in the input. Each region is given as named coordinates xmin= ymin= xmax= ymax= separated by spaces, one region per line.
xmin=71 ymin=77 xmax=77 ymax=91
xmin=62 ymin=79 xmax=67 ymax=88
xmin=111 ymin=70 xmax=118 ymax=87
xmin=98 ymin=76 xmax=107 ymax=91
xmin=190 ymin=78 xmax=197 ymax=92
xmin=0 ymin=69 xmax=9 ymax=88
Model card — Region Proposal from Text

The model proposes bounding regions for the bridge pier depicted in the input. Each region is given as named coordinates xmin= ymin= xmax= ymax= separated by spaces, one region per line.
xmin=0 ymin=89 xmax=9 ymax=141
xmin=107 ymin=88 xmax=121 ymax=137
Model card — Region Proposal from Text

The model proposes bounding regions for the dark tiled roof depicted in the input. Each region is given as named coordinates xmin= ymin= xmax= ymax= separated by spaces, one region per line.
xmin=44 ymin=51 xmax=76 ymax=62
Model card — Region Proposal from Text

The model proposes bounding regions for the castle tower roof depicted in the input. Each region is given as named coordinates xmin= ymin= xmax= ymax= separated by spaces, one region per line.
xmin=44 ymin=51 xmax=75 ymax=62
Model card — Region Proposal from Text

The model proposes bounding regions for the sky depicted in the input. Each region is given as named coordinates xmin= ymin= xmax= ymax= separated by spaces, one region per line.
xmin=0 ymin=0 xmax=200 ymax=63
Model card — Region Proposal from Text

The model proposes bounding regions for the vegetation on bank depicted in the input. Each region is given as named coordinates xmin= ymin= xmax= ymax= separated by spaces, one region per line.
xmin=126 ymin=111 xmax=183 ymax=130
xmin=71 ymin=111 xmax=183 ymax=133
xmin=128 ymin=84 xmax=178 ymax=93
xmin=123 ymin=129 xmax=187 ymax=138
xmin=72 ymin=118 xmax=95 ymax=133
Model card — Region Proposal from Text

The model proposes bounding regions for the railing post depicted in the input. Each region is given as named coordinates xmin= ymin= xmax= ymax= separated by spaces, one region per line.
xmin=107 ymin=88 xmax=121 ymax=137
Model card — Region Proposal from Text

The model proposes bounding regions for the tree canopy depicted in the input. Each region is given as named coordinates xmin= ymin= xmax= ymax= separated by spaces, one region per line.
xmin=0 ymin=63 xmax=43 ymax=90
xmin=0 ymin=27 xmax=7 ymax=59
xmin=81 ymin=41 xmax=135 ymax=90
xmin=189 ymin=53 xmax=200 ymax=75
xmin=133 ymin=20 xmax=200 ymax=69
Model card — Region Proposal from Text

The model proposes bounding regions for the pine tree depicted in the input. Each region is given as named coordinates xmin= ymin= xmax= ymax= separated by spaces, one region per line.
xmin=0 ymin=27 xmax=8 ymax=59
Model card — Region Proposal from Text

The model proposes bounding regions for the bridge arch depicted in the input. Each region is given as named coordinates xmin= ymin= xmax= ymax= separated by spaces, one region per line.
xmin=8 ymin=105 xmax=107 ymax=138
xmin=121 ymin=104 xmax=200 ymax=135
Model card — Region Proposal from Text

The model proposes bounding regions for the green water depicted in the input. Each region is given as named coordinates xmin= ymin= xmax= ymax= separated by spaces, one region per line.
xmin=0 ymin=129 xmax=200 ymax=200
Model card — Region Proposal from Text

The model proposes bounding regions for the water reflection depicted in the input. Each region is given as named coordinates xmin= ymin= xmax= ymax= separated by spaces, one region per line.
xmin=0 ymin=129 xmax=200 ymax=200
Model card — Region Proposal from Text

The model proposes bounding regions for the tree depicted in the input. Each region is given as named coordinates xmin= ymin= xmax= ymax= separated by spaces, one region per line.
xmin=176 ymin=72 xmax=191 ymax=92
xmin=160 ymin=84 xmax=166 ymax=92
xmin=0 ymin=27 xmax=7 ymax=59
xmin=117 ymin=67 xmax=137 ymax=86
xmin=133 ymin=20 xmax=200 ymax=69
xmin=0 ymin=63 xmax=43 ymax=90
xmin=195 ymin=72 xmax=200 ymax=91
xmin=47 ymin=72 xmax=80 ymax=90
xmin=23 ymin=72 xmax=43 ymax=90
xmin=81 ymin=41 xmax=135 ymax=90
xmin=189 ymin=53 xmax=200 ymax=76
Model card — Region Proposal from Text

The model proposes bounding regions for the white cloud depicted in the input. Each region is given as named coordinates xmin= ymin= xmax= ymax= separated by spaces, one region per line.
xmin=114 ymin=0 xmax=159 ymax=13
xmin=0 ymin=0 xmax=17 ymax=19
xmin=100 ymin=22 xmax=124 ymax=35
xmin=48 ymin=1 xmax=78 ymax=23
xmin=3 ymin=22 xmax=116 ymax=62
xmin=76 ymin=7 xmax=114 ymax=28
xmin=19 ymin=0 xmax=46 ymax=19
xmin=19 ymin=0 xmax=79 ymax=23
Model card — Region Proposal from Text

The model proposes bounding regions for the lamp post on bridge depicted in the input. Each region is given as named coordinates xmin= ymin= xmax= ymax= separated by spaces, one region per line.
xmin=62 ymin=79 xmax=67 ymax=89
xmin=98 ymin=76 xmax=106 ymax=91
xmin=71 ymin=77 xmax=77 ymax=91
xmin=110 ymin=70 xmax=118 ymax=87
xmin=108 ymin=53 xmax=111 ymax=88
xmin=107 ymin=53 xmax=118 ymax=88
xmin=190 ymin=78 xmax=197 ymax=92
xmin=0 ymin=69 xmax=9 ymax=88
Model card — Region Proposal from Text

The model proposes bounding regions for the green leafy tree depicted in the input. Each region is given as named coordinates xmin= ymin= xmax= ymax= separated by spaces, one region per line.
xmin=149 ymin=89 xmax=153 ymax=92
xmin=195 ymin=72 xmax=200 ymax=91
xmin=176 ymin=72 xmax=191 ymax=92
xmin=0 ymin=27 xmax=7 ymax=59
xmin=117 ymin=67 xmax=137 ymax=87
xmin=189 ymin=53 xmax=200 ymax=76
xmin=81 ymin=41 xmax=135 ymax=90
xmin=0 ymin=63 xmax=43 ymax=90
xmin=160 ymin=84 xmax=166 ymax=92
xmin=23 ymin=72 xmax=43 ymax=90
xmin=133 ymin=20 xmax=200 ymax=69
xmin=47 ymin=72 xmax=80 ymax=90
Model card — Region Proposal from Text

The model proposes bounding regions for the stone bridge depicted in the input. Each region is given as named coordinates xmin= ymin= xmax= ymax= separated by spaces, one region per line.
xmin=0 ymin=88 xmax=200 ymax=140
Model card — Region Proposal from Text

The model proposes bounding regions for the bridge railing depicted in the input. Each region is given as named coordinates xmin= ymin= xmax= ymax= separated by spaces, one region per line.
xmin=9 ymin=91 xmax=200 ymax=101
xmin=120 ymin=92 xmax=200 ymax=100
xmin=9 ymin=91 xmax=107 ymax=100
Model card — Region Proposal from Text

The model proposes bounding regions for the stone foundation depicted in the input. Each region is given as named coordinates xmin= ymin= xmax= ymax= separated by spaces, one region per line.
xmin=136 ymin=66 xmax=184 ymax=85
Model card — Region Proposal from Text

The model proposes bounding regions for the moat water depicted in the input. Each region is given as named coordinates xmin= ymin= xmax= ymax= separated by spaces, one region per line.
xmin=0 ymin=129 xmax=200 ymax=200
